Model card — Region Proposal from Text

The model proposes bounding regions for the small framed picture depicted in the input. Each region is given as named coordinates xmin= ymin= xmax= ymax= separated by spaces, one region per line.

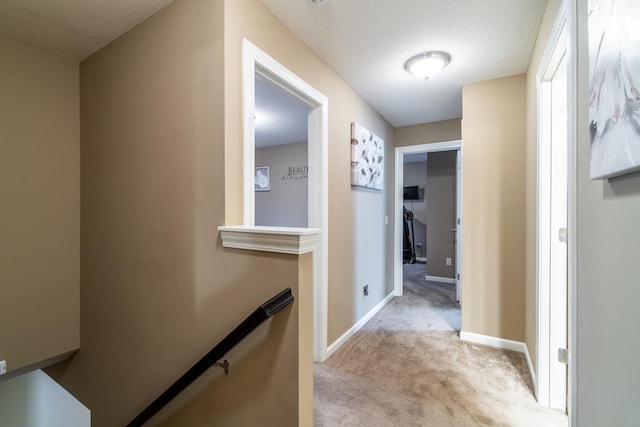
xmin=255 ymin=166 xmax=270 ymax=191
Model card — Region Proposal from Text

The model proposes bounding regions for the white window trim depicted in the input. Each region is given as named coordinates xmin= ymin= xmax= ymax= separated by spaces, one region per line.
xmin=219 ymin=39 xmax=330 ymax=362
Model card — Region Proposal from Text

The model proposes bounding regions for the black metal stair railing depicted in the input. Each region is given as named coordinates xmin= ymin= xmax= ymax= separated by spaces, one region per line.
xmin=126 ymin=288 xmax=295 ymax=427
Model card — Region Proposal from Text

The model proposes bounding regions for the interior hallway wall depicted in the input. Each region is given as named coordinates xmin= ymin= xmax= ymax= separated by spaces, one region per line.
xmin=462 ymin=74 xmax=527 ymax=342
xmin=395 ymin=119 xmax=462 ymax=147
xmin=223 ymin=0 xmax=395 ymax=347
xmin=0 ymin=34 xmax=80 ymax=374
xmin=47 ymin=1 xmax=303 ymax=426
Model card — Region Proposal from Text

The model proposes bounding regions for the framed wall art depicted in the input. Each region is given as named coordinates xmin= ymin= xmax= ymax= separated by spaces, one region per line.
xmin=350 ymin=122 xmax=384 ymax=190
xmin=255 ymin=166 xmax=270 ymax=191
xmin=588 ymin=0 xmax=640 ymax=179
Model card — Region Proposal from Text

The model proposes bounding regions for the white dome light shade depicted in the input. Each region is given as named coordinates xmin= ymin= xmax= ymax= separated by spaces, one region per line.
xmin=405 ymin=51 xmax=451 ymax=80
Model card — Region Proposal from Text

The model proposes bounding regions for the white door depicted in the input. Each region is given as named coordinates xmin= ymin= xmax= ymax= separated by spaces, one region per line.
xmin=538 ymin=23 xmax=568 ymax=412
xmin=549 ymin=52 xmax=568 ymax=410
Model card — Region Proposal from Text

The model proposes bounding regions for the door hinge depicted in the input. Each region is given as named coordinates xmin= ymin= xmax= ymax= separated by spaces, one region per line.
xmin=559 ymin=227 xmax=568 ymax=243
xmin=558 ymin=348 xmax=568 ymax=365
xmin=457 ymin=273 xmax=460 ymax=280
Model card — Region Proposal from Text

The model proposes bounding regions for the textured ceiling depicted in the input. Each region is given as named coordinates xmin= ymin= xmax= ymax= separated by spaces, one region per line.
xmin=0 ymin=0 xmax=174 ymax=60
xmin=259 ymin=0 xmax=547 ymax=127
xmin=0 ymin=0 xmax=547 ymax=131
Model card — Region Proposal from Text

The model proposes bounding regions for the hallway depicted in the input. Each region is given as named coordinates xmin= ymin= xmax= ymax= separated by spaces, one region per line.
xmin=397 ymin=262 xmax=461 ymax=332
xmin=313 ymin=265 xmax=567 ymax=426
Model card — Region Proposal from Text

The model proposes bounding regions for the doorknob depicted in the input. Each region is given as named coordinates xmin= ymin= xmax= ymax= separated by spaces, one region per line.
xmin=451 ymin=228 xmax=457 ymax=233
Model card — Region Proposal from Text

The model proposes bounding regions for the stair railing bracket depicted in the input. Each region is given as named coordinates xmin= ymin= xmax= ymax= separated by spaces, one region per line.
xmin=215 ymin=359 xmax=230 ymax=375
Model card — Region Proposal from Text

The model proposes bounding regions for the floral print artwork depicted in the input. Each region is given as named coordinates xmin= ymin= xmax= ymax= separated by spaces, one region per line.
xmin=589 ymin=0 xmax=640 ymax=179
xmin=351 ymin=122 xmax=384 ymax=190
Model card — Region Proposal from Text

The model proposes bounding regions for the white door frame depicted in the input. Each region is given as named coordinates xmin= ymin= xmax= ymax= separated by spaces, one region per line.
xmin=242 ymin=39 xmax=330 ymax=362
xmin=536 ymin=0 xmax=577 ymax=421
xmin=567 ymin=1 xmax=578 ymax=422
xmin=455 ymin=149 xmax=463 ymax=302
xmin=394 ymin=140 xmax=463 ymax=298
xmin=538 ymin=35 xmax=568 ymax=410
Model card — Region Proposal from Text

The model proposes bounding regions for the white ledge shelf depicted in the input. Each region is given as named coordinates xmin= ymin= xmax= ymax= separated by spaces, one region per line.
xmin=218 ymin=225 xmax=321 ymax=255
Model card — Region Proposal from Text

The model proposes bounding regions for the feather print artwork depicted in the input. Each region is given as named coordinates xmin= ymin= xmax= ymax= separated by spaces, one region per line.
xmin=351 ymin=122 xmax=384 ymax=190
xmin=589 ymin=0 xmax=640 ymax=178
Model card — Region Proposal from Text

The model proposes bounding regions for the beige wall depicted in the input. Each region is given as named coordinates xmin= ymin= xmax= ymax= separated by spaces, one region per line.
xmin=45 ymin=0 xmax=394 ymax=423
xmin=524 ymin=0 xmax=562 ymax=376
xmin=461 ymin=74 xmax=526 ymax=342
xmin=47 ymin=1 xmax=305 ymax=426
xmin=395 ymin=119 xmax=462 ymax=147
xmin=426 ymin=151 xmax=457 ymax=278
xmin=158 ymin=253 xmax=311 ymax=427
xmin=223 ymin=0 xmax=395 ymax=345
xmin=0 ymin=35 xmax=80 ymax=374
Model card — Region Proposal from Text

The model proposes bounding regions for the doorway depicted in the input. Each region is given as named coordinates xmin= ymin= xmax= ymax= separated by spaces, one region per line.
xmin=242 ymin=39 xmax=329 ymax=362
xmin=401 ymin=148 xmax=461 ymax=332
xmin=537 ymin=13 xmax=569 ymax=413
xmin=403 ymin=151 xmax=458 ymax=279
xmin=394 ymin=140 xmax=463 ymax=305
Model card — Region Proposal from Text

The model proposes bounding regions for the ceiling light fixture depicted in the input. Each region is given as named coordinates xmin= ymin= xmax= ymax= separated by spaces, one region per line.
xmin=405 ymin=51 xmax=451 ymax=81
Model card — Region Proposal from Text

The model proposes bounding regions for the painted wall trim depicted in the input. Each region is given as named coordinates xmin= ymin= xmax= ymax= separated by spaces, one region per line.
xmin=241 ymin=39 xmax=329 ymax=362
xmin=535 ymin=0 xmax=575 ymax=416
xmin=566 ymin=1 xmax=578 ymax=424
xmin=218 ymin=226 xmax=321 ymax=254
xmin=394 ymin=140 xmax=463 ymax=298
xmin=326 ymin=292 xmax=394 ymax=358
xmin=460 ymin=331 xmax=536 ymax=393
xmin=425 ymin=275 xmax=455 ymax=284
xmin=524 ymin=343 xmax=537 ymax=396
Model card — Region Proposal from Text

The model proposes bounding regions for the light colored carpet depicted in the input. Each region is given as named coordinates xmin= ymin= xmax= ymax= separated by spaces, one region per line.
xmin=314 ymin=263 xmax=567 ymax=426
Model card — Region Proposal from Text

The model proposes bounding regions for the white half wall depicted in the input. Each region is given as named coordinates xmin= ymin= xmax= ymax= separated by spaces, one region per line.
xmin=0 ymin=370 xmax=90 ymax=427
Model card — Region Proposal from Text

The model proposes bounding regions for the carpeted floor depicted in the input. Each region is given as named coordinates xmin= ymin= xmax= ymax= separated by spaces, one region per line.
xmin=314 ymin=263 xmax=567 ymax=426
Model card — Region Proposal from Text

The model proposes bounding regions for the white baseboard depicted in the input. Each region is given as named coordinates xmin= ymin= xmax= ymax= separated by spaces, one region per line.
xmin=425 ymin=275 xmax=456 ymax=284
xmin=326 ymin=292 xmax=394 ymax=358
xmin=460 ymin=331 xmax=537 ymax=393
xmin=416 ymin=257 xmax=427 ymax=263
xmin=524 ymin=345 xmax=537 ymax=395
